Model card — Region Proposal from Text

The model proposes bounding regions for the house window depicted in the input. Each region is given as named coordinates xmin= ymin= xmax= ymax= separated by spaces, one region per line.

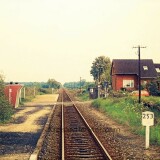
xmin=156 ymin=68 xmax=160 ymax=73
xmin=143 ymin=81 xmax=147 ymax=85
xmin=123 ymin=80 xmax=134 ymax=88
xmin=143 ymin=66 xmax=148 ymax=70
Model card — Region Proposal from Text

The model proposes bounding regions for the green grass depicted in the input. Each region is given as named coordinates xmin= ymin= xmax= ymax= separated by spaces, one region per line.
xmin=77 ymin=92 xmax=90 ymax=101
xmin=20 ymin=96 xmax=35 ymax=105
xmin=92 ymin=96 xmax=160 ymax=145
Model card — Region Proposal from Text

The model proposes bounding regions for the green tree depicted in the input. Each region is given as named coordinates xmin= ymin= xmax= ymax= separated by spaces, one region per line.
xmin=147 ymin=81 xmax=160 ymax=96
xmin=0 ymin=74 xmax=5 ymax=96
xmin=0 ymin=74 xmax=13 ymax=123
xmin=90 ymin=56 xmax=111 ymax=84
xmin=47 ymin=78 xmax=61 ymax=89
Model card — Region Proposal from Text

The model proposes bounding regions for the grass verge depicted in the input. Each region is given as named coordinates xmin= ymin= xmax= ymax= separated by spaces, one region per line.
xmin=92 ymin=96 xmax=160 ymax=145
xmin=77 ymin=92 xmax=90 ymax=101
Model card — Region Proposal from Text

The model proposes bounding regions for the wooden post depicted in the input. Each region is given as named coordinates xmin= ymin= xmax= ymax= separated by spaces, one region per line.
xmin=23 ymin=87 xmax=26 ymax=99
xmin=34 ymin=87 xmax=36 ymax=97
xmin=145 ymin=126 xmax=150 ymax=149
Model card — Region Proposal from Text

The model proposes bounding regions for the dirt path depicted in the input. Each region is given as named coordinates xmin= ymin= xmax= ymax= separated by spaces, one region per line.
xmin=0 ymin=94 xmax=58 ymax=160
xmin=24 ymin=94 xmax=58 ymax=106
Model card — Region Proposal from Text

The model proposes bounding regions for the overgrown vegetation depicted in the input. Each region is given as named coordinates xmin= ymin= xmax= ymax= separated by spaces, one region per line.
xmin=147 ymin=81 xmax=160 ymax=96
xmin=20 ymin=79 xmax=61 ymax=104
xmin=92 ymin=96 xmax=160 ymax=145
xmin=20 ymin=87 xmax=58 ymax=104
xmin=77 ymin=90 xmax=90 ymax=101
xmin=63 ymin=80 xmax=95 ymax=90
xmin=0 ymin=74 xmax=13 ymax=123
xmin=90 ymin=56 xmax=111 ymax=84
xmin=0 ymin=96 xmax=13 ymax=123
xmin=20 ymin=79 xmax=62 ymax=89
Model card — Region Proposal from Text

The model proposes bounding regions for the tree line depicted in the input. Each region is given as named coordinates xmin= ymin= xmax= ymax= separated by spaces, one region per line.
xmin=63 ymin=80 xmax=95 ymax=90
xmin=19 ymin=78 xmax=62 ymax=89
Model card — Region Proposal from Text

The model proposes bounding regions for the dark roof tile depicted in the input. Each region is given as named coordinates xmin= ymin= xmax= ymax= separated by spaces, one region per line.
xmin=112 ymin=59 xmax=157 ymax=78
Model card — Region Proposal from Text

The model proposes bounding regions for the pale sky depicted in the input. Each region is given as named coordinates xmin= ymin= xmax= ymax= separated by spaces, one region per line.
xmin=0 ymin=0 xmax=160 ymax=84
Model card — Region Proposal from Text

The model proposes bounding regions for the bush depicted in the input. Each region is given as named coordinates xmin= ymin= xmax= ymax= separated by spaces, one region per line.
xmin=0 ymin=96 xmax=13 ymax=123
xmin=109 ymin=90 xmax=129 ymax=98
xmin=0 ymin=75 xmax=13 ymax=123
xmin=38 ymin=88 xmax=51 ymax=94
xmin=147 ymin=81 xmax=160 ymax=96
xmin=77 ymin=90 xmax=90 ymax=101
xmin=92 ymin=99 xmax=101 ymax=108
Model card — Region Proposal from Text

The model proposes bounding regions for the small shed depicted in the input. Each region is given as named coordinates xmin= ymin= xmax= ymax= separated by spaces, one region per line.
xmin=4 ymin=83 xmax=23 ymax=108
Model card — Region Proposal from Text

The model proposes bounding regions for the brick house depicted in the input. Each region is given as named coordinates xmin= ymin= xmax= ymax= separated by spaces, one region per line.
xmin=111 ymin=59 xmax=158 ymax=91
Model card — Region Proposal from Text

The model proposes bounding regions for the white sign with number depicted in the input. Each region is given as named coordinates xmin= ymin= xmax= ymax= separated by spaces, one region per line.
xmin=142 ymin=111 xmax=154 ymax=149
xmin=90 ymin=88 xmax=93 ymax=93
xmin=142 ymin=111 xmax=154 ymax=126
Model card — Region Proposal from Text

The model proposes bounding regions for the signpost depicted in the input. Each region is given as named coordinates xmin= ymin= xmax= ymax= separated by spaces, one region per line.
xmin=142 ymin=111 xmax=154 ymax=149
xmin=98 ymin=85 xmax=100 ymax=98
xmin=104 ymin=81 xmax=108 ymax=98
xmin=90 ymin=88 xmax=93 ymax=93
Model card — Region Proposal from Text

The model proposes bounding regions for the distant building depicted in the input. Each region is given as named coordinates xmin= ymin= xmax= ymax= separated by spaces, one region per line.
xmin=4 ymin=83 xmax=23 ymax=108
xmin=111 ymin=59 xmax=159 ymax=91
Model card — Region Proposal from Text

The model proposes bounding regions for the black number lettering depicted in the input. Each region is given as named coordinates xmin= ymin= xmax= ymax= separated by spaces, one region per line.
xmin=143 ymin=114 xmax=146 ymax=119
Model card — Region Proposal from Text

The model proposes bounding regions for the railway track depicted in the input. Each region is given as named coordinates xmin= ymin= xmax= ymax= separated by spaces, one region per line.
xmin=39 ymin=89 xmax=112 ymax=160
xmin=62 ymin=90 xmax=112 ymax=160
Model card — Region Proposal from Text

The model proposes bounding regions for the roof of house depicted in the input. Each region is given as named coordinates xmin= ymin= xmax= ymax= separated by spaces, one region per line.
xmin=111 ymin=59 xmax=157 ymax=78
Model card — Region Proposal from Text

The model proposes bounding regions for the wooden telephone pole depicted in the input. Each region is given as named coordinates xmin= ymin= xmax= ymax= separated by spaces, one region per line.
xmin=133 ymin=45 xmax=146 ymax=103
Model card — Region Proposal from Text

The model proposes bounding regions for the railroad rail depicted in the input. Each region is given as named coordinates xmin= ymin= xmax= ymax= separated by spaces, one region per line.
xmin=38 ymin=89 xmax=113 ymax=160
xmin=61 ymin=89 xmax=112 ymax=160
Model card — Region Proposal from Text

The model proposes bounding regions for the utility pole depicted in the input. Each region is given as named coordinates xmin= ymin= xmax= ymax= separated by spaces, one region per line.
xmin=133 ymin=45 xmax=146 ymax=103
xmin=97 ymin=72 xmax=100 ymax=98
xmin=34 ymin=86 xmax=36 ymax=97
xmin=23 ymin=87 xmax=25 ymax=99
xmin=96 ymin=65 xmax=103 ymax=99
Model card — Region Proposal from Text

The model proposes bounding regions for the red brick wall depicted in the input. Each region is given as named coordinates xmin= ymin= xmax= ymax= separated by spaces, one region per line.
xmin=112 ymin=75 xmax=138 ymax=91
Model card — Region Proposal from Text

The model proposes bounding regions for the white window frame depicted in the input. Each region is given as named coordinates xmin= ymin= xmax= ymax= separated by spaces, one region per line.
xmin=156 ymin=68 xmax=160 ymax=73
xmin=123 ymin=80 xmax=134 ymax=88
xmin=143 ymin=81 xmax=147 ymax=85
xmin=143 ymin=66 xmax=148 ymax=70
